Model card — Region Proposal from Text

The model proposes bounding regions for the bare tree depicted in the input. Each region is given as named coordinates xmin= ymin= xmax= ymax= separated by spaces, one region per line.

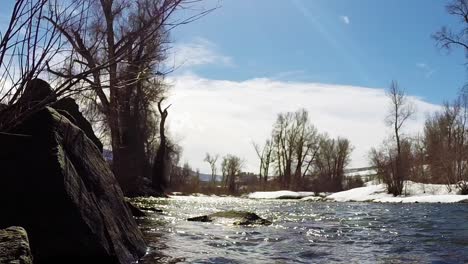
xmin=270 ymin=109 xmax=321 ymax=189
xmin=204 ymin=153 xmax=219 ymax=185
xmin=433 ymin=0 xmax=468 ymax=61
xmin=253 ymin=139 xmax=274 ymax=188
xmin=48 ymin=0 xmax=214 ymax=194
xmin=313 ymin=136 xmax=352 ymax=192
xmin=383 ymin=81 xmax=415 ymax=195
xmin=152 ymin=98 xmax=171 ymax=192
xmin=221 ymin=154 xmax=243 ymax=194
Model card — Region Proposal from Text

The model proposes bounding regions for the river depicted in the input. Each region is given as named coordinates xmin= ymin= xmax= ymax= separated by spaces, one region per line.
xmin=134 ymin=196 xmax=468 ymax=264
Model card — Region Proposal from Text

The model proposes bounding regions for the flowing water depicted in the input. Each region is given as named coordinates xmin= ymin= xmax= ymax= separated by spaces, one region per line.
xmin=135 ymin=196 xmax=468 ymax=264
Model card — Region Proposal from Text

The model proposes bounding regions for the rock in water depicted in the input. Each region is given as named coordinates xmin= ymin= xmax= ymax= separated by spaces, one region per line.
xmin=187 ymin=211 xmax=272 ymax=226
xmin=126 ymin=201 xmax=147 ymax=217
xmin=0 ymin=107 xmax=146 ymax=263
xmin=0 ymin=226 xmax=33 ymax=264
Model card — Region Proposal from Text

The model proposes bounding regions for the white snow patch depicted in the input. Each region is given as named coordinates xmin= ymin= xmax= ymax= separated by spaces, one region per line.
xmin=327 ymin=184 xmax=389 ymax=202
xmin=247 ymin=181 xmax=468 ymax=203
xmin=326 ymin=181 xmax=468 ymax=203
xmin=301 ymin=196 xmax=323 ymax=201
xmin=248 ymin=190 xmax=315 ymax=199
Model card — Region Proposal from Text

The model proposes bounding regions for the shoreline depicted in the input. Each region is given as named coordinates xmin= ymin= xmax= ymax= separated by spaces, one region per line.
xmin=246 ymin=181 xmax=468 ymax=204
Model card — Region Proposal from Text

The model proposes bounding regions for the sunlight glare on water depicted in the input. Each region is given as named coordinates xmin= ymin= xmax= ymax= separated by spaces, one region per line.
xmin=135 ymin=196 xmax=468 ymax=264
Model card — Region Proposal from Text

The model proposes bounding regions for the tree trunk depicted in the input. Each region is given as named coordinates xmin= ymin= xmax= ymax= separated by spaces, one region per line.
xmin=152 ymin=100 xmax=170 ymax=192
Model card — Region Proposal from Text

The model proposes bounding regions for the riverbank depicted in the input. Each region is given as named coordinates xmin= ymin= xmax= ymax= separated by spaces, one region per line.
xmin=247 ymin=181 xmax=468 ymax=203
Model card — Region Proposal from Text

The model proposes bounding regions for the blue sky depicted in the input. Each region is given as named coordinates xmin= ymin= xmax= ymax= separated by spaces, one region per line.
xmin=171 ymin=0 xmax=466 ymax=104
xmin=166 ymin=0 xmax=467 ymax=172
xmin=2 ymin=0 xmax=465 ymax=172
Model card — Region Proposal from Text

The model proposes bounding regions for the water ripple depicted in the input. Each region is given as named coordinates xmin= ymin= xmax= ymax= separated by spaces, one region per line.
xmin=135 ymin=196 xmax=468 ymax=264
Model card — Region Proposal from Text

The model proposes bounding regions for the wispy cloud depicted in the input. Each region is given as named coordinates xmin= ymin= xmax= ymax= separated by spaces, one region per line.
xmin=340 ymin=15 xmax=350 ymax=25
xmin=167 ymin=37 xmax=233 ymax=70
xmin=416 ymin=62 xmax=436 ymax=78
xmin=167 ymin=74 xmax=440 ymax=174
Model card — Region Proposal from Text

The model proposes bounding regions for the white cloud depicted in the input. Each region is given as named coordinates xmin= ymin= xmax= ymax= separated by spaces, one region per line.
xmin=167 ymin=37 xmax=233 ymax=69
xmin=166 ymin=74 xmax=440 ymax=174
xmin=340 ymin=16 xmax=350 ymax=25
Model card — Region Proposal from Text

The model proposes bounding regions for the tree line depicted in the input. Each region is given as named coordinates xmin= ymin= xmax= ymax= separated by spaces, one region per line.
xmin=254 ymin=109 xmax=353 ymax=192
xmin=167 ymin=109 xmax=354 ymax=195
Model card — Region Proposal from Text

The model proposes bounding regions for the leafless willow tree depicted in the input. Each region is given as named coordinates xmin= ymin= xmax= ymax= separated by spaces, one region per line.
xmin=221 ymin=154 xmax=243 ymax=194
xmin=371 ymin=81 xmax=415 ymax=196
xmin=252 ymin=139 xmax=274 ymax=188
xmin=271 ymin=109 xmax=320 ymax=189
xmin=204 ymin=153 xmax=219 ymax=185
xmin=46 ymin=0 xmax=214 ymax=194
xmin=313 ymin=136 xmax=352 ymax=192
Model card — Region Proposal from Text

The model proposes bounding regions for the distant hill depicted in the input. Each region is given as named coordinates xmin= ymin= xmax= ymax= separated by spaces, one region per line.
xmin=198 ymin=173 xmax=222 ymax=182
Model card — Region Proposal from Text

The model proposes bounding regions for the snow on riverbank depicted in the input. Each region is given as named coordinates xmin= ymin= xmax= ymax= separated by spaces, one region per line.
xmin=329 ymin=181 xmax=468 ymax=203
xmin=247 ymin=190 xmax=316 ymax=199
xmin=247 ymin=181 xmax=468 ymax=203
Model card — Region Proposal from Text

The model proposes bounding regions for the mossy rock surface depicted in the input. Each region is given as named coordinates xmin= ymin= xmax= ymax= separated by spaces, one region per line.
xmin=187 ymin=211 xmax=272 ymax=226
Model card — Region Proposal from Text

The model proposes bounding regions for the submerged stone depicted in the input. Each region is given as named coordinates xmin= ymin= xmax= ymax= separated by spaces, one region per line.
xmin=187 ymin=211 xmax=272 ymax=226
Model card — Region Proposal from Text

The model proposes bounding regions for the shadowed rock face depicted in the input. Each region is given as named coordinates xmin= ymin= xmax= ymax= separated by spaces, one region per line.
xmin=0 ymin=226 xmax=33 ymax=264
xmin=52 ymin=97 xmax=103 ymax=152
xmin=187 ymin=211 xmax=272 ymax=226
xmin=18 ymin=78 xmax=56 ymax=105
xmin=0 ymin=107 xmax=146 ymax=264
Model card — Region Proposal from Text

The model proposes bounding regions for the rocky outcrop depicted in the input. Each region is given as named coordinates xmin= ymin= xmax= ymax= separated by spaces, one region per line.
xmin=17 ymin=78 xmax=56 ymax=106
xmin=0 ymin=107 xmax=146 ymax=263
xmin=52 ymin=98 xmax=103 ymax=152
xmin=126 ymin=201 xmax=147 ymax=217
xmin=0 ymin=226 xmax=33 ymax=264
xmin=187 ymin=211 xmax=272 ymax=226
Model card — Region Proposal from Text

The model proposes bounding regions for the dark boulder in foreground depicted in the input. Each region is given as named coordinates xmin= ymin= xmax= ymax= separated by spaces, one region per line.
xmin=52 ymin=97 xmax=103 ymax=152
xmin=187 ymin=211 xmax=272 ymax=226
xmin=0 ymin=107 xmax=146 ymax=263
xmin=0 ymin=226 xmax=33 ymax=264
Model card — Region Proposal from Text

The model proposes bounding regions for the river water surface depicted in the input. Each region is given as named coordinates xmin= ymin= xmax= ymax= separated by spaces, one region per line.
xmin=135 ymin=196 xmax=468 ymax=264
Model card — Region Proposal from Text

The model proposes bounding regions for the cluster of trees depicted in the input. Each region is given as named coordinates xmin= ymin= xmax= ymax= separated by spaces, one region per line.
xmin=0 ymin=0 xmax=211 ymax=196
xmin=424 ymin=94 xmax=468 ymax=193
xmin=220 ymin=155 xmax=243 ymax=193
xmin=254 ymin=109 xmax=353 ymax=192
xmin=371 ymin=83 xmax=468 ymax=196
xmin=170 ymin=109 xmax=353 ymax=195
xmin=203 ymin=154 xmax=244 ymax=194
